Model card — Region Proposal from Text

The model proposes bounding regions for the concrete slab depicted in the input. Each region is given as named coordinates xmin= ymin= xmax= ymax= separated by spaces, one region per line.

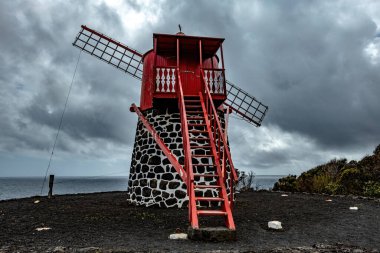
xmin=187 ymin=227 xmax=237 ymax=241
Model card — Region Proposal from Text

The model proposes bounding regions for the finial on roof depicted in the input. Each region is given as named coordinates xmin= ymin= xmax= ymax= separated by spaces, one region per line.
xmin=177 ymin=24 xmax=184 ymax=35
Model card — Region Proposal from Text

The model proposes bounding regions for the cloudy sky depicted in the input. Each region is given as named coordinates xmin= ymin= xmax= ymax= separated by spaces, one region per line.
xmin=0 ymin=0 xmax=379 ymax=177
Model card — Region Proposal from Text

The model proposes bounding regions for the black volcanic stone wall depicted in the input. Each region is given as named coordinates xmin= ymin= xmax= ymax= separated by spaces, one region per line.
xmin=126 ymin=108 xmax=234 ymax=208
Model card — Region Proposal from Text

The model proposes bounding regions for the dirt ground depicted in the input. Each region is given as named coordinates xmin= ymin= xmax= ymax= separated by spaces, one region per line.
xmin=0 ymin=191 xmax=379 ymax=252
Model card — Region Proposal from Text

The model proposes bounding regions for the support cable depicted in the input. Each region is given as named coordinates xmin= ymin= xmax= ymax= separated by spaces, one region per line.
xmin=40 ymin=50 xmax=82 ymax=195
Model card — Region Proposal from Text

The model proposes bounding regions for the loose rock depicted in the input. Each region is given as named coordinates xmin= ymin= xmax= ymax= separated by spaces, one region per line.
xmin=268 ymin=221 xmax=282 ymax=230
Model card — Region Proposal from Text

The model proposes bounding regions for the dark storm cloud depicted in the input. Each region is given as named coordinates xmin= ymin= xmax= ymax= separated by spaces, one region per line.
xmin=154 ymin=0 xmax=380 ymax=150
xmin=0 ymin=0 xmax=139 ymax=157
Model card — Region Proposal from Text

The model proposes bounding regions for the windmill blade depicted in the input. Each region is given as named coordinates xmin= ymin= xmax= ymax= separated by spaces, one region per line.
xmin=73 ymin=25 xmax=143 ymax=80
xmin=224 ymin=81 xmax=268 ymax=127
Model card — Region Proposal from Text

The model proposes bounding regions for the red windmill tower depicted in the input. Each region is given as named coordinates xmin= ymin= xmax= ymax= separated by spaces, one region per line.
xmin=73 ymin=25 xmax=268 ymax=237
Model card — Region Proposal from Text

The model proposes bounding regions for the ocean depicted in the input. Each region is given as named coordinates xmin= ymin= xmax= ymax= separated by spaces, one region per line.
xmin=0 ymin=175 xmax=283 ymax=201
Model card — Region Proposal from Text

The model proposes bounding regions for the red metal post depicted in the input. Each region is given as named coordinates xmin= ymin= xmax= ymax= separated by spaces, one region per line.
xmin=220 ymin=42 xmax=225 ymax=71
xmin=201 ymin=72 xmax=238 ymax=182
xmin=177 ymin=38 xmax=180 ymax=69
xmin=220 ymin=42 xmax=226 ymax=96
xmin=199 ymin=39 xmax=203 ymax=70
xmin=199 ymin=91 xmax=236 ymax=230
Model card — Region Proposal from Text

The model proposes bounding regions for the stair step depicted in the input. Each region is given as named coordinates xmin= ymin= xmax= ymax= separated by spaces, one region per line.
xmin=192 ymin=154 xmax=214 ymax=158
xmin=193 ymin=173 xmax=218 ymax=177
xmin=195 ymin=197 xmax=224 ymax=202
xmin=189 ymin=137 xmax=210 ymax=141
xmin=188 ymin=123 xmax=206 ymax=127
xmin=197 ymin=210 xmax=227 ymax=216
xmin=186 ymin=105 xmax=202 ymax=108
xmin=190 ymin=145 xmax=212 ymax=149
xmin=189 ymin=130 xmax=208 ymax=133
xmin=187 ymin=116 xmax=204 ymax=120
xmin=193 ymin=164 xmax=215 ymax=167
xmin=194 ymin=185 xmax=221 ymax=189
xmin=187 ymin=111 xmax=203 ymax=114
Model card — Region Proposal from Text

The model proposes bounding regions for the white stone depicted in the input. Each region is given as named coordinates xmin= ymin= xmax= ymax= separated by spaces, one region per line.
xmin=349 ymin=206 xmax=358 ymax=210
xmin=268 ymin=221 xmax=282 ymax=230
xmin=52 ymin=246 xmax=66 ymax=253
xmin=169 ymin=233 xmax=188 ymax=240
xmin=325 ymin=199 xmax=333 ymax=202
xmin=35 ymin=227 xmax=51 ymax=231
xmin=281 ymin=194 xmax=288 ymax=197
xmin=34 ymin=200 xmax=40 ymax=204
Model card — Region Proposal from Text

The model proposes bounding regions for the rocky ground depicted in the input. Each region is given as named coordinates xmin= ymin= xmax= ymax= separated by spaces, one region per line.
xmin=0 ymin=191 xmax=379 ymax=252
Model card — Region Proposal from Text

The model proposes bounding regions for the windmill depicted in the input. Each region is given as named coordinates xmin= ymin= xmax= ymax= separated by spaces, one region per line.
xmin=72 ymin=25 xmax=268 ymax=237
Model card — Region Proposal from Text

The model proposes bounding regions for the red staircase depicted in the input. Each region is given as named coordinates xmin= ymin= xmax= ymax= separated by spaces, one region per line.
xmin=185 ymin=95 xmax=235 ymax=229
xmin=177 ymin=69 xmax=238 ymax=230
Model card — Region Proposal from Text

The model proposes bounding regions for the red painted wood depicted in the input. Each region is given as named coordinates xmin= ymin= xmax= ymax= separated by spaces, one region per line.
xmin=201 ymin=74 xmax=238 ymax=182
xmin=175 ymin=68 xmax=198 ymax=229
xmin=138 ymin=33 xmax=226 ymax=110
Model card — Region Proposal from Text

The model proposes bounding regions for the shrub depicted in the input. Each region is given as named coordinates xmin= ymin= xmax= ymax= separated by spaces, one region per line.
xmin=325 ymin=182 xmax=339 ymax=194
xmin=273 ymin=175 xmax=298 ymax=192
xmin=311 ymin=174 xmax=333 ymax=193
xmin=374 ymin=144 xmax=380 ymax=156
xmin=337 ymin=167 xmax=365 ymax=195
xmin=363 ymin=181 xmax=380 ymax=197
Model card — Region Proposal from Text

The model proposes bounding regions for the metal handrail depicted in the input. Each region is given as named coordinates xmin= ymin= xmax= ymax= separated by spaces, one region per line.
xmin=201 ymin=71 xmax=238 ymax=183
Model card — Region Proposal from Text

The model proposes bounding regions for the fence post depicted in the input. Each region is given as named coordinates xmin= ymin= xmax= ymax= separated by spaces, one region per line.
xmin=48 ymin=175 xmax=55 ymax=198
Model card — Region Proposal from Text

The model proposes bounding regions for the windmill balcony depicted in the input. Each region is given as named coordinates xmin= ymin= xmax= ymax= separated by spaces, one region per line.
xmin=203 ymin=68 xmax=226 ymax=95
xmin=155 ymin=66 xmax=177 ymax=94
xmin=154 ymin=66 xmax=226 ymax=99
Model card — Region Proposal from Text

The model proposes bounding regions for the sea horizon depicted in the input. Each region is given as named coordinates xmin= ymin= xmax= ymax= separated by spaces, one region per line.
xmin=0 ymin=175 xmax=285 ymax=201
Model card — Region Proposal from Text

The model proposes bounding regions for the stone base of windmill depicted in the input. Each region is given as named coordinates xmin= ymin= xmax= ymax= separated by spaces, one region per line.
xmin=187 ymin=226 xmax=237 ymax=241
xmin=126 ymin=108 xmax=234 ymax=208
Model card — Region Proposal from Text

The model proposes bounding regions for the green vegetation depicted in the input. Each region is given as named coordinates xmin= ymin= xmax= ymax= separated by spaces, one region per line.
xmin=273 ymin=144 xmax=380 ymax=197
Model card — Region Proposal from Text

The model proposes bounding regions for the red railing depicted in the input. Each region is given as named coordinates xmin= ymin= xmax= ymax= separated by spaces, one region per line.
xmin=155 ymin=66 xmax=176 ymax=93
xmin=175 ymin=68 xmax=198 ymax=229
xmin=200 ymin=70 xmax=238 ymax=205
xmin=203 ymin=68 xmax=226 ymax=95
